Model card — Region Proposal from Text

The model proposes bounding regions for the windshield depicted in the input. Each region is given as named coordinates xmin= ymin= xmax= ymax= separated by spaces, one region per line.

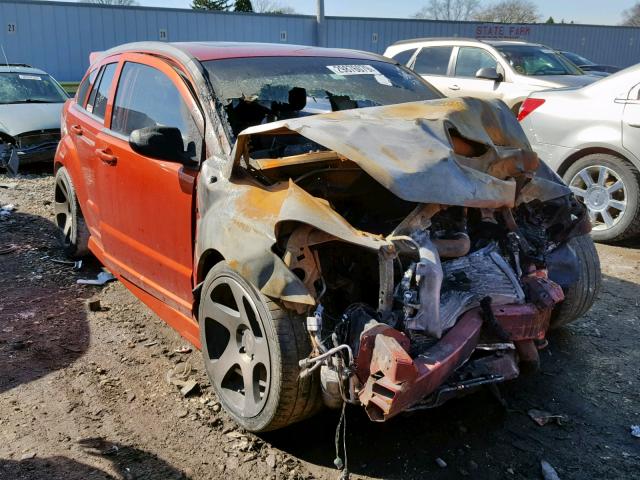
xmin=202 ymin=56 xmax=441 ymax=136
xmin=495 ymin=45 xmax=583 ymax=76
xmin=562 ymin=51 xmax=595 ymax=66
xmin=0 ymin=72 xmax=68 ymax=104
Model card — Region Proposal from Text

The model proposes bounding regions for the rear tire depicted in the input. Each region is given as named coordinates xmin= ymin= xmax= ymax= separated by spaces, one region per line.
xmin=199 ymin=262 xmax=322 ymax=432
xmin=54 ymin=167 xmax=89 ymax=258
xmin=563 ymin=154 xmax=640 ymax=242
xmin=550 ymin=235 xmax=601 ymax=329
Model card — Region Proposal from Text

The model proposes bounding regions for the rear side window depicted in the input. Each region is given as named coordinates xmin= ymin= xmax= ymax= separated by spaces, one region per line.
xmin=76 ymin=68 xmax=98 ymax=107
xmin=455 ymin=47 xmax=497 ymax=77
xmin=111 ymin=62 xmax=202 ymax=160
xmin=391 ymin=48 xmax=417 ymax=66
xmin=413 ymin=46 xmax=453 ymax=76
xmin=87 ymin=63 xmax=117 ymax=119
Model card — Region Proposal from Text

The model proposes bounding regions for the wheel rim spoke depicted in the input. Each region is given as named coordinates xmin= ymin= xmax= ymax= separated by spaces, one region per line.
xmin=206 ymin=297 xmax=240 ymax=332
xmin=241 ymin=364 xmax=258 ymax=413
xmin=209 ymin=343 xmax=238 ymax=381
xmin=569 ymin=186 xmax=587 ymax=198
xmin=588 ymin=210 xmax=598 ymax=224
xmin=597 ymin=166 xmax=608 ymax=186
xmin=607 ymin=180 xmax=624 ymax=194
xmin=601 ymin=209 xmax=615 ymax=227
xmin=579 ymin=170 xmax=594 ymax=187
xmin=609 ymin=200 xmax=626 ymax=212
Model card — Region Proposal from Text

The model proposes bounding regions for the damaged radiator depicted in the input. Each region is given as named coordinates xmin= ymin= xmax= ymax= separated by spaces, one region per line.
xmin=438 ymin=244 xmax=525 ymax=333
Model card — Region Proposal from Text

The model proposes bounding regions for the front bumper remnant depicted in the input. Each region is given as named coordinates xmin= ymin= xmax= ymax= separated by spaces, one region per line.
xmin=357 ymin=300 xmax=558 ymax=421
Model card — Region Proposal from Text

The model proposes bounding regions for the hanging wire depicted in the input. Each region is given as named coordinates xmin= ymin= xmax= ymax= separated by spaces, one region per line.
xmin=334 ymin=402 xmax=349 ymax=479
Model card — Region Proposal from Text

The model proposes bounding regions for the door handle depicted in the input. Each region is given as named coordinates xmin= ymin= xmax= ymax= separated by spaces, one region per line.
xmin=96 ymin=148 xmax=117 ymax=166
xmin=448 ymin=84 xmax=460 ymax=91
xmin=71 ymin=125 xmax=83 ymax=135
xmin=627 ymin=122 xmax=640 ymax=128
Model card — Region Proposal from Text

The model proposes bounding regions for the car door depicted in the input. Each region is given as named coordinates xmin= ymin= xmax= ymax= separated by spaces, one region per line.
xmin=64 ymin=60 xmax=118 ymax=248
xmin=622 ymin=82 xmax=640 ymax=157
xmin=95 ymin=54 xmax=205 ymax=317
xmin=449 ymin=46 xmax=503 ymax=102
xmin=410 ymin=45 xmax=454 ymax=94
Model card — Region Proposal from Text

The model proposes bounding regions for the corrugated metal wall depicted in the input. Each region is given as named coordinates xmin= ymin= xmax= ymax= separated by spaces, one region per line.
xmin=1 ymin=0 xmax=639 ymax=81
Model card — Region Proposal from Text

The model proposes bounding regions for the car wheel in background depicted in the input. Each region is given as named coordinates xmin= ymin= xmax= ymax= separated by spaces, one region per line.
xmin=563 ymin=154 xmax=640 ymax=242
xmin=54 ymin=166 xmax=90 ymax=258
xmin=198 ymin=262 xmax=322 ymax=432
xmin=550 ymin=234 xmax=601 ymax=329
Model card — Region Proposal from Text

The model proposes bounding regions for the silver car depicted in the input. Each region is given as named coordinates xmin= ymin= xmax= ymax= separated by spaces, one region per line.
xmin=384 ymin=38 xmax=598 ymax=113
xmin=0 ymin=64 xmax=69 ymax=173
xmin=519 ymin=65 xmax=640 ymax=242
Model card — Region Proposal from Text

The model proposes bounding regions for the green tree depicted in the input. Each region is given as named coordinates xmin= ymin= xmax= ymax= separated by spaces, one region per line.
xmin=234 ymin=0 xmax=253 ymax=11
xmin=545 ymin=16 xmax=555 ymax=24
xmin=191 ymin=0 xmax=231 ymax=10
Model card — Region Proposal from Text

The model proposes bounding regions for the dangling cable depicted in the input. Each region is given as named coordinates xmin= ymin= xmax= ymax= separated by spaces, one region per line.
xmin=334 ymin=402 xmax=349 ymax=479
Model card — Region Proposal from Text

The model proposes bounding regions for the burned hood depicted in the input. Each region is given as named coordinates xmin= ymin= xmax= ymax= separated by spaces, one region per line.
xmin=235 ymin=97 xmax=569 ymax=208
xmin=0 ymin=102 xmax=63 ymax=137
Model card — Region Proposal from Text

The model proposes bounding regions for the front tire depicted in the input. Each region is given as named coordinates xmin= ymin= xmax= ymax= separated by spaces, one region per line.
xmin=550 ymin=235 xmax=601 ymax=329
xmin=198 ymin=262 xmax=322 ymax=432
xmin=563 ymin=154 xmax=640 ymax=242
xmin=54 ymin=166 xmax=89 ymax=258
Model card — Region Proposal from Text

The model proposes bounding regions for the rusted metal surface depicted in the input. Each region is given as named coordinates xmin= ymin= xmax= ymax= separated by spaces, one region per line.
xmin=233 ymin=98 xmax=572 ymax=209
xmin=358 ymin=310 xmax=483 ymax=422
xmin=492 ymin=303 xmax=553 ymax=341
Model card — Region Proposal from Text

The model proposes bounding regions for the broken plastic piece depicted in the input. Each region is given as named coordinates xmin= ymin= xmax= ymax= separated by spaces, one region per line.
xmin=77 ymin=271 xmax=116 ymax=286
xmin=541 ymin=460 xmax=561 ymax=480
xmin=528 ymin=409 xmax=568 ymax=426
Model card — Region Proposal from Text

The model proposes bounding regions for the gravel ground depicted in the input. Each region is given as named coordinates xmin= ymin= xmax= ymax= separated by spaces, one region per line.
xmin=1 ymin=171 xmax=639 ymax=480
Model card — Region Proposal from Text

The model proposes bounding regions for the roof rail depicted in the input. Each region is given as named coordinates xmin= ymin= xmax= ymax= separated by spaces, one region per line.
xmin=391 ymin=37 xmax=481 ymax=46
xmin=1 ymin=63 xmax=32 ymax=68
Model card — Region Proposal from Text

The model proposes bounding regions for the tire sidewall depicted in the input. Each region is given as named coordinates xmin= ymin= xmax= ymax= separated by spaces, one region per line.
xmin=563 ymin=154 xmax=639 ymax=242
xmin=198 ymin=262 xmax=284 ymax=432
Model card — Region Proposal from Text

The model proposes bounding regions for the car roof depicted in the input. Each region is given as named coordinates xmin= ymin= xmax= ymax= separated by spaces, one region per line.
xmin=0 ymin=64 xmax=49 ymax=75
xmin=103 ymin=41 xmax=392 ymax=63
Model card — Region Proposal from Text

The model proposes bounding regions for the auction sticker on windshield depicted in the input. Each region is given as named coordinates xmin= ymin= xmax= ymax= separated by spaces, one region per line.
xmin=18 ymin=75 xmax=42 ymax=81
xmin=327 ymin=65 xmax=381 ymax=75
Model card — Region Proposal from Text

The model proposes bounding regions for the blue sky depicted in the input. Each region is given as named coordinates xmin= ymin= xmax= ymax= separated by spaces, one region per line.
xmin=140 ymin=1 xmax=635 ymax=25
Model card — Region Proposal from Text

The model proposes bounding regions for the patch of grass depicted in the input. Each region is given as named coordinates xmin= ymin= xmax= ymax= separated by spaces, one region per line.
xmin=60 ymin=82 xmax=80 ymax=95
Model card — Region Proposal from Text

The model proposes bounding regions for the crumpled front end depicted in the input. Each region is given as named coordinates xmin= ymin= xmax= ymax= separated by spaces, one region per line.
xmin=1 ymin=129 xmax=60 ymax=174
xmin=196 ymin=97 xmax=591 ymax=421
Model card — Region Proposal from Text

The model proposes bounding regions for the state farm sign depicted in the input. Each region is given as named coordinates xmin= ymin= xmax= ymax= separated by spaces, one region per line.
xmin=475 ymin=24 xmax=532 ymax=39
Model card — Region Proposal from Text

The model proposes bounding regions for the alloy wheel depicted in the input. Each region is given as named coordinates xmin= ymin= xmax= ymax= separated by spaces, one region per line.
xmin=54 ymin=176 xmax=73 ymax=246
xmin=201 ymin=276 xmax=270 ymax=418
xmin=569 ymin=165 xmax=627 ymax=231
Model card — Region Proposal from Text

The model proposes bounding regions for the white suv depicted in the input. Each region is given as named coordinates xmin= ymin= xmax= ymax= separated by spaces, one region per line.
xmin=384 ymin=38 xmax=598 ymax=113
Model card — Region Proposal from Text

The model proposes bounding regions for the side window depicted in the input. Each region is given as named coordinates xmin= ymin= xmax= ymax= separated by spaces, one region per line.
xmin=413 ymin=46 xmax=453 ymax=76
xmin=391 ymin=48 xmax=417 ymax=66
xmin=111 ymin=62 xmax=202 ymax=161
xmin=86 ymin=63 xmax=117 ymax=118
xmin=455 ymin=47 xmax=498 ymax=78
xmin=76 ymin=68 xmax=98 ymax=107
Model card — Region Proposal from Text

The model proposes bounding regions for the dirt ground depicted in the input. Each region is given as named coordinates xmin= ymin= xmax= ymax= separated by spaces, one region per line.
xmin=1 ymin=170 xmax=639 ymax=480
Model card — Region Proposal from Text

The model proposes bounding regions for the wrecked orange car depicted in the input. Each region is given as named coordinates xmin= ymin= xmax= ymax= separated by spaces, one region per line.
xmin=54 ymin=42 xmax=600 ymax=432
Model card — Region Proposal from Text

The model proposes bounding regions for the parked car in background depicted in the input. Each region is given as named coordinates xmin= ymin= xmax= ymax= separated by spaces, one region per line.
xmin=560 ymin=50 xmax=620 ymax=77
xmin=518 ymin=64 xmax=640 ymax=242
xmin=0 ymin=64 xmax=69 ymax=173
xmin=54 ymin=41 xmax=598 ymax=432
xmin=384 ymin=38 xmax=598 ymax=113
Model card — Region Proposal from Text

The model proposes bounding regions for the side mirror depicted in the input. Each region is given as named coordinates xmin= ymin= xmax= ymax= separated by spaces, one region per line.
xmin=129 ymin=126 xmax=185 ymax=162
xmin=476 ymin=67 xmax=502 ymax=82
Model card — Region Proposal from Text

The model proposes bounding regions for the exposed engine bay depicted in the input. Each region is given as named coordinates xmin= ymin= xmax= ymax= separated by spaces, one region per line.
xmin=197 ymin=97 xmax=592 ymax=421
